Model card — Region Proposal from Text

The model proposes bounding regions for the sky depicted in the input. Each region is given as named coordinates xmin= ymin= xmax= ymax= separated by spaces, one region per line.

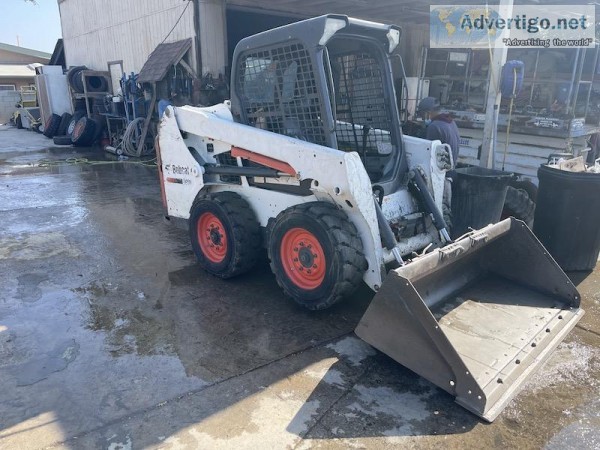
xmin=0 ymin=0 xmax=62 ymax=54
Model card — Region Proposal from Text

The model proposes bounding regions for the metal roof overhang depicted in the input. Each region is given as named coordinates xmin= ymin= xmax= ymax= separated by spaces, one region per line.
xmin=226 ymin=1 xmax=594 ymax=26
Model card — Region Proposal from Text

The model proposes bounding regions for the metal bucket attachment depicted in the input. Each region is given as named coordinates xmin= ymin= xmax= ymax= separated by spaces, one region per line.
xmin=356 ymin=218 xmax=583 ymax=422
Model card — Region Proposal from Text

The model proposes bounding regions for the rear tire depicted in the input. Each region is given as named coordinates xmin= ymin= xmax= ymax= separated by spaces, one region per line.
xmin=189 ymin=192 xmax=261 ymax=278
xmin=268 ymin=202 xmax=366 ymax=310
xmin=503 ymin=186 xmax=535 ymax=227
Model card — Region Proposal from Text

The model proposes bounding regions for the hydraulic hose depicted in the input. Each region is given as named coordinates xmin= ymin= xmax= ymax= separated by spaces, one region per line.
xmin=374 ymin=198 xmax=404 ymax=265
xmin=410 ymin=169 xmax=452 ymax=243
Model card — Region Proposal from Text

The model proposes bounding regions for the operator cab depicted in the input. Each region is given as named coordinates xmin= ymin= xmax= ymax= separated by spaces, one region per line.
xmin=231 ymin=15 xmax=406 ymax=191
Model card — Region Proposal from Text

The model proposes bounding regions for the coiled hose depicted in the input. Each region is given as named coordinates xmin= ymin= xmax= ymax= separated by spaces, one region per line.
xmin=118 ymin=118 xmax=155 ymax=157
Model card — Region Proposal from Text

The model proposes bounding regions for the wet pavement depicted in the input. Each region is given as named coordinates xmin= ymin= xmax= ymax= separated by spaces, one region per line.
xmin=0 ymin=125 xmax=599 ymax=449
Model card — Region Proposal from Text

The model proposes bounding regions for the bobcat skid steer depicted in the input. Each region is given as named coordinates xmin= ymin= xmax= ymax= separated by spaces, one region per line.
xmin=156 ymin=15 xmax=583 ymax=421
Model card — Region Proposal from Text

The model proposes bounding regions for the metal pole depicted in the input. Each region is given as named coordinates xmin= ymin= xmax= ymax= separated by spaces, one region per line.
xmin=528 ymin=50 xmax=539 ymax=106
xmin=569 ymin=49 xmax=585 ymax=115
xmin=479 ymin=0 xmax=514 ymax=169
xmin=565 ymin=48 xmax=581 ymax=115
xmin=584 ymin=46 xmax=599 ymax=118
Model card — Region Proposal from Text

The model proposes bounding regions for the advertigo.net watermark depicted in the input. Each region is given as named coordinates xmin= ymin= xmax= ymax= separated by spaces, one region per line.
xmin=430 ymin=5 xmax=595 ymax=48
xmin=503 ymin=37 xmax=594 ymax=48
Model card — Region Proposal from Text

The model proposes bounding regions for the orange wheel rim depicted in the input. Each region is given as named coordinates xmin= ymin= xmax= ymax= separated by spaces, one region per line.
xmin=280 ymin=227 xmax=326 ymax=290
xmin=197 ymin=212 xmax=228 ymax=263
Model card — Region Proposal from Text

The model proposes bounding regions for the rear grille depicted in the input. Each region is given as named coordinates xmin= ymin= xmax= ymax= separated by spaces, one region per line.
xmin=237 ymin=42 xmax=327 ymax=146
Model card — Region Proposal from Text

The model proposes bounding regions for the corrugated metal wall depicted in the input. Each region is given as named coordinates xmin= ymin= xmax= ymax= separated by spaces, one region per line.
xmin=59 ymin=0 xmax=196 ymax=74
xmin=58 ymin=0 xmax=428 ymax=85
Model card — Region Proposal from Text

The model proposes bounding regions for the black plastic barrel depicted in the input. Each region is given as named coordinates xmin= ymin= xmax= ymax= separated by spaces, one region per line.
xmin=533 ymin=165 xmax=600 ymax=271
xmin=451 ymin=167 xmax=512 ymax=238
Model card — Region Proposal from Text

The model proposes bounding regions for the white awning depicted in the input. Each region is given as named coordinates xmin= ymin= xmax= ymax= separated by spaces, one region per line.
xmin=0 ymin=64 xmax=36 ymax=78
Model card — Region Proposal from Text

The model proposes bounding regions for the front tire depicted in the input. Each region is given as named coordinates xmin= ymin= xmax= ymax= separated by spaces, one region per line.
xmin=189 ymin=192 xmax=261 ymax=278
xmin=268 ymin=203 xmax=366 ymax=310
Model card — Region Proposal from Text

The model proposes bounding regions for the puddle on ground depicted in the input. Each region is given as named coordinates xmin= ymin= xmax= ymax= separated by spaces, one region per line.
xmin=75 ymin=280 xmax=176 ymax=357
xmin=10 ymin=338 xmax=80 ymax=386
xmin=16 ymin=273 xmax=49 ymax=302
xmin=0 ymin=232 xmax=80 ymax=260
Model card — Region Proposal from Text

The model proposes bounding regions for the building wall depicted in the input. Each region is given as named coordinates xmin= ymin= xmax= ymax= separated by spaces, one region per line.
xmin=0 ymin=49 xmax=49 ymax=65
xmin=0 ymin=77 xmax=35 ymax=90
xmin=58 ymin=0 xmax=197 ymax=74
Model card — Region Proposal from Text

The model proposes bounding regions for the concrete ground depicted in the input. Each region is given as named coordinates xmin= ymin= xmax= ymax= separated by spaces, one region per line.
xmin=0 ymin=124 xmax=599 ymax=450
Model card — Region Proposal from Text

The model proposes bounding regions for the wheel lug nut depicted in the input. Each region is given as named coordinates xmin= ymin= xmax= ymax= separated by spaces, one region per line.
xmin=313 ymin=264 xmax=317 ymax=268
xmin=299 ymin=267 xmax=304 ymax=271
xmin=299 ymin=242 xmax=304 ymax=246
xmin=313 ymin=254 xmax=317 ymax=258
xmin=307 ymin=270 xmax=312 ymax=274
xmin=293 ymin=258 xmax=298 ymax=262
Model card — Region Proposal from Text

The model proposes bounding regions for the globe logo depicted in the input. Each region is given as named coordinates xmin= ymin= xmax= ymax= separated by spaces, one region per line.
xmin=431 ymin=6 xmax=504 ymax=48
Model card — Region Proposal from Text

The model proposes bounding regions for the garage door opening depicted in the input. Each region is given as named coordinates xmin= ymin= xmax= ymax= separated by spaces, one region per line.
xmin=226 ymin=8 xmax=304 ymax=71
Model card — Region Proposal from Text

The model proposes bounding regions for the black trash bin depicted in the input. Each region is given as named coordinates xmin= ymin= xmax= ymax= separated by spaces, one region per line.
xmin=451 ymin=167 xmax=512 ymax=238
xmin=533 ymin=165 xmax=600 ymax=271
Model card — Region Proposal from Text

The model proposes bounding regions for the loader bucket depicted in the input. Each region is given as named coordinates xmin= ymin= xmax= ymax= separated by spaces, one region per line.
xmin=356 ymin=218 xmax=583 ymax=422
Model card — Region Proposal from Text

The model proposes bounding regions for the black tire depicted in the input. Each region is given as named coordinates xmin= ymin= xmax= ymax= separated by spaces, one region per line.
xmin=67 ymin=111 xmax=86 ymax=137
xmin=90 ymin=116 xmax=105 ymax=143
xmin=74 ymin=99 xmax=86 ymax=111
xmin=57 ymin=113 xmax=72 ymax=136
xmin=67 ymin=66 xmax=87 ymax=93
xmin=86 ymin=76 xmax=108 ymax=93
xmin=67 ymin=65 xmax=84 ymax=85
xmin=16 ymin=114 xmax=23 ymax=129
xmin=43 ymin=113 xmax=61 ymax=138
xmin=268 ymin=202 xmax=367 ymax=310
xmin=509 ymin=179 xmax=538 ymax=203
xmin=189 ymin=192 xmax=261 ymax=279
xmin=503 ymin=186 xmax=535 ymax=227
xmin=71 ymin=117 xmax=96 ymax=146
xmin=73 ymin=76 xmax=85 ymax=95
xmin=53 ymin=135 xmax=72 ymax=146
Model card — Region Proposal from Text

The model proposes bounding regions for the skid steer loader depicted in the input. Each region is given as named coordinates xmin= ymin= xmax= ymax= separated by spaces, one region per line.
xmin=156 ymin=15 xmax=583 ymax=421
